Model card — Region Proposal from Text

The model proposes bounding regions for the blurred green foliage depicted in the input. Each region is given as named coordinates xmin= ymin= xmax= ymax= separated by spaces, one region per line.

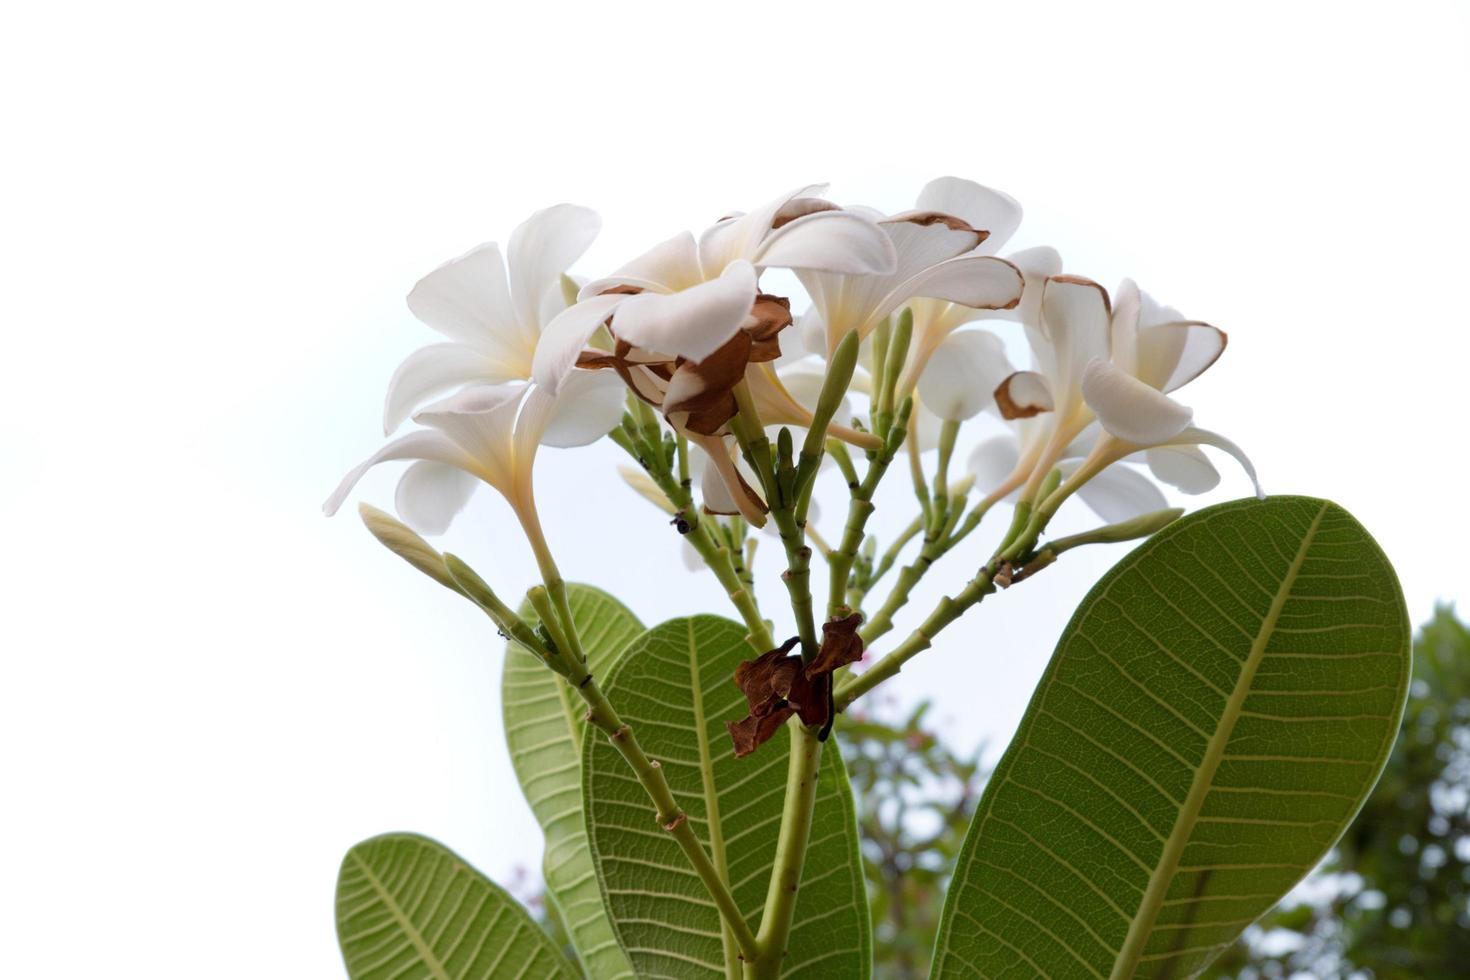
xmin=840 ymin=701 xmax=985 ymax=979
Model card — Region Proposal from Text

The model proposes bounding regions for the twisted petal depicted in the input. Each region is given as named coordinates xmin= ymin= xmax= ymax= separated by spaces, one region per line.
xmin=394 ymin=461 xmax=479 ymax=535
xmin=1162 ymin=426 xmax=1263 ymax=498
xmin=1069 ymin=462 xmax=1169 ymax=523
xmin=1040 ymin=275 xmax=1112 ymax=407
xmin=323 ymin=429 xmax=481 ymax=518
xmin=1136 ymin=321 xmax=1227 ymax=393
xmin=1080 ymin=358 xmax=1193 ymax=445
xmin=612 ymin=260 xmax=757 ymax=363
xmin=698 ymin=184 xmax=827 ymax=274
xmin=580 ymin=231 xmax=703 ymax=298
xmin=532 ymin=293 xmax=627 ymax=391
xmin=917 ymin=329 xmax=1014 ymax=421
xmin=507 ymin=204 xmax=601 ymax=332
xmin=994 ymin=370 xmax=1055 ymax=419
xmin=914 ymin=177 xmax=1023 ymax=252
xmin=1144 ymin=445 xmax=1220 ymax=494
xmin=383 ymin=343 xmax=506 ymax=434
xmin=754 ymin=208 xmax=897 ymax=274
xmin=896 ymin=254 xmax=1023 ymax=315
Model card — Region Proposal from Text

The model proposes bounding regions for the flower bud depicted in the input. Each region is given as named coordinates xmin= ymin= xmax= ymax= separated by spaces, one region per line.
xmin=1047 ymin=507 xmax=1185 ymax=554
xmin=358 ymin=503 xmax=460 ymax=593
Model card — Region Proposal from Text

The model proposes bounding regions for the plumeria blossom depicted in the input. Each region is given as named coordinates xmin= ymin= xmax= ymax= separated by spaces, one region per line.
xmin=384 ymin=204 xmax=601 ymax=433
xmin=324 ymin=369 xmax=625 ymax=538
xmin=980 ymin=275 xmax=1258 ymax=512
xmin=968 ymin=427 xmax=1174 ymax=522
xmin=531 ymin=184 xmax=896 ymax=403
xmin=529 ymin=186 xmax=899 ymax=522
xmin=1070 ymin=281 xmax=1262 ymax=498
xmin=796 ymin=177 xmax=1026 ymax=358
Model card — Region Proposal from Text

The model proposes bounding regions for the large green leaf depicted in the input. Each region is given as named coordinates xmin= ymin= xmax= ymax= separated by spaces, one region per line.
xmin=336 ymin=832 xmax=578 ymax=979
xmin=933 ymin=496 xmax=1410 ymax=979
xmin=583 ymin=615 xmax=872 ymax=979
xmin=502 ymin=585 xmax=643 ymax=979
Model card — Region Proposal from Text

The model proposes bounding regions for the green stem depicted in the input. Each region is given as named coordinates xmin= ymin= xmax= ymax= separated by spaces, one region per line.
xmin=827 ymin=399 xmax=911 ymax=618
xmin=580 ymin=679 xmax=761 ymax=963
xmin=744 ymin=722 xmax=823 ymax=979
xmin=835 ymin=568 xmax=998 ymax=710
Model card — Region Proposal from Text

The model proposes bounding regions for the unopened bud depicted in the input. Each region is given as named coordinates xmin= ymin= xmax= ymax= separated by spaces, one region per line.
xmin=1047 ymin=507 xmax=1185 ymax=554
xmin=617 ymin=465 xmax=676 ymax=515
xmin=358 ymin=503 xmax=459 ymax=593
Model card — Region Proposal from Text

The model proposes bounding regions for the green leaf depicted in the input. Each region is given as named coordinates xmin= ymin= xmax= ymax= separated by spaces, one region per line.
xmin=583 ymin=615 xmax=872 ymax=978
xmin=933 ymin=496 xmax=1410 ymax=979
xmin=336 ymin=832 xmax=578 ymax=979
xmin=502 ymin=585 xmax=643 ymax=979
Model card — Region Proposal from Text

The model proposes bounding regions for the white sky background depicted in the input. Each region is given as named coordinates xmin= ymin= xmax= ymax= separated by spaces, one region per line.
xmin=2 ymin=1 xmax=1467 ymax=976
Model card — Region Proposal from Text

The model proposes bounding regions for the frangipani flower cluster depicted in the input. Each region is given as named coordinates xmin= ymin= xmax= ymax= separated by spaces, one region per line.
xmin=325 ymin=176 xmax=1257 ymax=571
xmin=323 ymin=177 xmax=1282 ymax=980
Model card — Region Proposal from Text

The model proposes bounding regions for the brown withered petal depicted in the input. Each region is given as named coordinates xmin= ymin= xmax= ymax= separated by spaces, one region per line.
xmin=807 ymin=612 xmax=865 ymax=679
xmin=597 ymin=284 xmax=645 ymax=296
xmin=664 ymin=332 xmax=752 ymax=415
xmin=727 ymin=709 xmax=793 ymax=759
xmin=733 ymin=637 xmax=801 ymax=713
xmin=746 ymin=294 xmax=793 ymax=342
xmin=771 ymin=197 xmax=840 ymax=229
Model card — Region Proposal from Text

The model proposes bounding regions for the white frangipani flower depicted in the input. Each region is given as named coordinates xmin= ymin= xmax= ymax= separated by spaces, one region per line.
xmin=531 ymin=184 xmax=897 ymax=395
xmin=1074 ymin=280 xmax=1260 ymax=496
xmin=797 ymin=177 xmax=1026 ymax=356
xmin=966 ymin=428 xmax=1170 ymax=523
xmin=384 ymin=204 xmax=601 ymax=433
xmin=324 ymin=370 xmax=625 ymax=537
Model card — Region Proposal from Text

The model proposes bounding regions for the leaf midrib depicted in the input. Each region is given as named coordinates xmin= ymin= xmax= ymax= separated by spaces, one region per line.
xmin=686 ymin=618 xmax=741 ymax=980
xmin=347 ymin=849 xmax=452 ymax=980
xmin=1108 ymin=500 xmax=1328 ymax=979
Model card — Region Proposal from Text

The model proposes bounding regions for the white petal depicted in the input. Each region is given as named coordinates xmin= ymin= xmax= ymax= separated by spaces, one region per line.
xmin=406 ymin=242 xmax=523 ymax=357
xmin=917 ymin=330 xmax=1013 ymax=421
xmin=991 ymin=245 xmax=1064 ymax=335
xmin=507 ymin=204 xmax=601 ymax=332
xmin=1145 ymin=446 xmax=1220 ymax=494
xmin=1164 ymin=426 xmax=1263 ymax=498
xmin=1040 ymin=275 xmax=1112 ymax=403
xmin=383 ymin=343 xmax=504 ymax=434
xmin=1069 ymin=462 xmax=1169 ymax=523
xmin=1109 ymin=278 xmax=1142 ymax=376
xmin=612 ymin=260 xmax=757 ymax=363
xmin=693 ymin=437 xmax=766 ymax=526
xmin=994 ymin=370 xmax=1055 ymax=419
xmin=531 ymin=293 xmax=626 ymax=391
xmin=580 ymin=231 xmax=703 ymax=298
xmin=412 ymin=383 xmax=527 ymax=492
xmin=540 ymin=369 xmax=626 ymax=448
xmin=698 ymin=184 xmax=827 ymax=274
xmin=777 ymin=363 xmax=852 ymax=425
xmin=323 ymin=429 xmax=478 ymax=518
xmin=394 ymin=460 xmax=479 ymax=535
xmin=1135 ymin=322 xmax=1227 ymax=393
xmin=895 ymin=253 xmax=1024 ymax=312
xmin=1080 ymin=358 xmax=1193 ymax=445
xmin=968 ymin=435 xmax=1022 ymax=497
xmin=754 ymin=209 xmax=897 ymax=274
xmin=914 ymin=177 xmax=1023 ymax=252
